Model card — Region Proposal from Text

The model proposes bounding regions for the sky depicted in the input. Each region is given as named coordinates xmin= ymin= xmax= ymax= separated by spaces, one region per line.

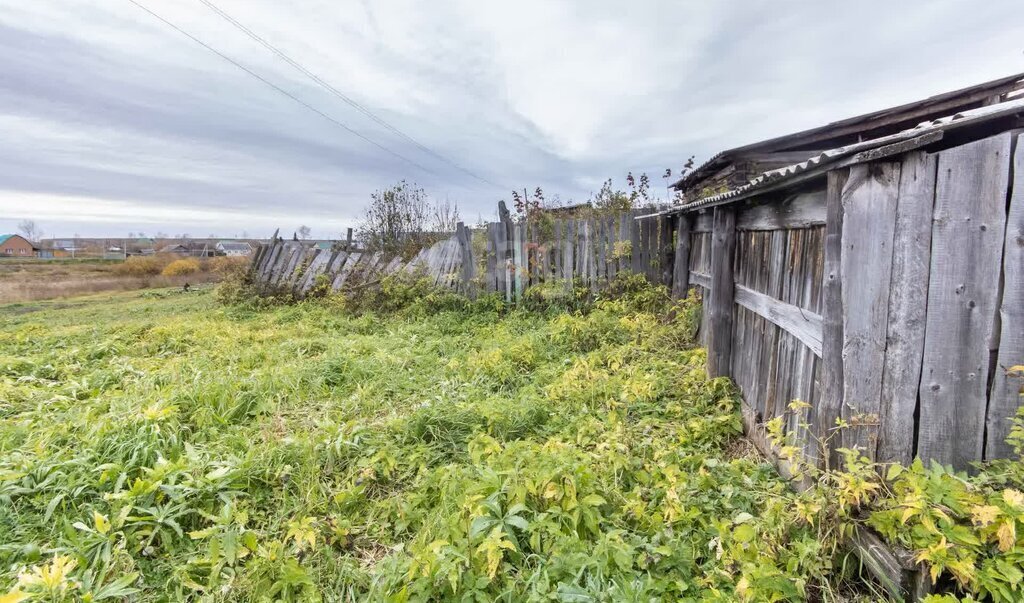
xmin=0 ymin=0 xmax=1022 ymax=240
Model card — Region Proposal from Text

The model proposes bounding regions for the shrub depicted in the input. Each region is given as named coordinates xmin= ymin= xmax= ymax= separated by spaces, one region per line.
xmin=115 ymin=255 xmax=168 ymax=277
xmin=161 ymin=258 xmax=201 ymax=277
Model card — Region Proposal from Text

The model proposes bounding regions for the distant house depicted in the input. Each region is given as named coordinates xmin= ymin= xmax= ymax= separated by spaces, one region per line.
xmin=216 ymin=241 xmax=253 ymax=257
xmin=0 ymin=234 xmax=38 ymax=257
xmin=159 ymin=243 xmax=192 ymax=255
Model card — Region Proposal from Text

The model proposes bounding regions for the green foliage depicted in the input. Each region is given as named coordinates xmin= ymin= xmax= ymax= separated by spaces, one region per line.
xmin=0 ymin=282 xmax=850 ymax=601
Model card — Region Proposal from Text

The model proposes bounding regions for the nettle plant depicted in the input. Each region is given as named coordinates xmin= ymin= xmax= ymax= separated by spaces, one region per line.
xmin=763 ymin=370 xmax=1024 ymax=603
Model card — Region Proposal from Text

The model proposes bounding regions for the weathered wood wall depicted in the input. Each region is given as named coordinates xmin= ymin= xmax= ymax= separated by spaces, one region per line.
xmin=677 ymin=131 xmax=1024 ymax=471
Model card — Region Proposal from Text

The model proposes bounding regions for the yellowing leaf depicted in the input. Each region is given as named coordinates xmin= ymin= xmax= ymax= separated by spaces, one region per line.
xmin=0 ymin=590 xmax=29 ymax=603
xmin=1002 ymin=489 xmax=1024 ymax=509
xmin=997 ymin=519 xmax=1017 ymax=552
xmin=970 ymin=505 xmax=1001 ymax=527
xmin=93 ymin=510 xmax=111 ymax=535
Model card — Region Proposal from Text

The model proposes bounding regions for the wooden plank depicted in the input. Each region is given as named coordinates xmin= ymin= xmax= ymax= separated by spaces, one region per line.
xmin=813 ymin=169 xmax=849 ymax=469
xmin=659 ymin=216 xmax=674 ymax=287
xmin=689 ymin=271 xmax=711 ymax=289
xmin=707 ymin=206 xmax=736 ymax=378
xmin=840 ymin=163 xmax=901 ymax=460
xmin=736 ymin=190 xmax=827 ymax=230
xmin=513 ymin=223 xmax=524 ymax=301
xmin=553 ymin=219 xmax=563 ymax=280
xmin=563 ymin=219 xmax=575 ymax=282
xmin=494 ymin=221 xmax=508 ymax=300
xmin=671 ymin=215 xmax=692 ymax=298
xmin=918 ymin=133 xmax=1013 ymax=470
xmin=878 ymin=152 xmax=938 ymax=465
xmin=617 ymin=213 xmax=629 ymax=275
xmin=485 ymin=223 xmax=497 ymax=293
xmin=595 ymin=218 xmax=607 ymax=285
xmin=630 ymin=214 xmax=643 ymax=274
xmin=692 ymin=211 xmax=713 ymax=233
xmin=735 ymin=284 xmax=823 ymax=357
xmin=986 ymin=132 xmax=1024 ymax=460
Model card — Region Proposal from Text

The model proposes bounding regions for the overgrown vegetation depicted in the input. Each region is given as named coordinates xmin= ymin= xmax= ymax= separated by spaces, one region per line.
xmin=1 ymin=276 xmax=869 ymax=602
xmin=358 ymin=181 xmax=461 ymax=258
xmin=3 ymin=273 xmax=1023 ymax=602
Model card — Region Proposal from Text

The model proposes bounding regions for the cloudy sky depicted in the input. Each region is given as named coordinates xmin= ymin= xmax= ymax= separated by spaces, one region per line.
xmin=1 ymin=0 xmax=1022 ymax=239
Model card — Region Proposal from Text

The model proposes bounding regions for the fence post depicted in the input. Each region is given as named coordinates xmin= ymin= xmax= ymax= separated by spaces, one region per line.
xmin=456 ymin=222 xmax=475 ymax=296
xmin=344 ymin=228 xmax=353 ymax=251
xmin=707 ymin=206 xmax=736 ymax=378
xmin=671 ymin=214 xmax=692 ymax=299
xmin=659 ymin=215 xmax=674 ymax=288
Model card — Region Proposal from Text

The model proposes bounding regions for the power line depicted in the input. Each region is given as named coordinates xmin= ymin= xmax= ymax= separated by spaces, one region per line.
xmin=195 ymin=0 xmax=505 ymax=190
xmin=125 ymin=0 xmax=436 ymax=176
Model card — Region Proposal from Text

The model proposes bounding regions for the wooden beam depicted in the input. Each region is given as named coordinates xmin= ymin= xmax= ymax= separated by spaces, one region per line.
xmin=671 ymin=215 xmax=692 ymax=298
xmin=734 ymin=284 xmax=823 ymax=357
xmin=736 ymin=190 xmax=826 ymax=231
xmin=707 ymin=206 xmax=737 ymax=378
xmin=814 ymin=169 xmax=849 ymax=469
xmin=689 ymin=271 xmax=710 ymax=289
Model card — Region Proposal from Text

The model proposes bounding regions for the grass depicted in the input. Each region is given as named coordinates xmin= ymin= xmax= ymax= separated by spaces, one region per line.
xmin=0 ymin=282 xmax=883 ymax=601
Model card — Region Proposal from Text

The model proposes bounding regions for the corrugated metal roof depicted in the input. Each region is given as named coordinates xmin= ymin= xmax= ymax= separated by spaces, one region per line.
xmin=0 ymin=234 xmax=15 ymax=246
xmin=668 ymin=71 xmax=1024 ymax=192
xmin=641 ymin=97 xmax=1024 ymax=219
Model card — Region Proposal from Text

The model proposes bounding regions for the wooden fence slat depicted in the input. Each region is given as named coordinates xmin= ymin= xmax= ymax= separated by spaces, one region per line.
xmin=630 ymin=214 xmax=642 ymax=274
xmin=878 ymin=152 xmax=938 ymax=465
xmin=671 ymin=215 xmax=691 ymax=298
xmin=814 ymin=169 xmax=849 ymax=469
xmin=918 ymin=133 xmax=1012 ymax=470
xmin=707 ymin=206 xmax=737 ymax=378
xmin=840 ymin=163 xmax=901 ymax=460
xmin=985 ymin=133 xmax=1024 ymax=460
xmin=564 ymin=219 xmax=576 ymax=282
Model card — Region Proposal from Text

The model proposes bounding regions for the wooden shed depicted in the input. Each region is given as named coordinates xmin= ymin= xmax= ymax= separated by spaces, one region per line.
xmin=670 ymin=72 xmax=1024 ymax=203
xmin=649 ymin=95 xmax=1024 ymax=472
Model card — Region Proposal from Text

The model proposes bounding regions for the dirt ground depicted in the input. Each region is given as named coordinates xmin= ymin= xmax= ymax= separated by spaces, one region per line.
xmin=0 ymin=258 xmax=222 ymax=303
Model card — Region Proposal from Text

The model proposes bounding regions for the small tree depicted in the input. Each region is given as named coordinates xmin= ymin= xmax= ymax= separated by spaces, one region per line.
xmin=359 ymin=181 xmax=457 ymax=257
xmin=17 ymin=219 xmax=42 ymax=242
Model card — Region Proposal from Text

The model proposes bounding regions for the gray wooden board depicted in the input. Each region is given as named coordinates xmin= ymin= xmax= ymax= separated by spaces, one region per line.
xmin=878 ymin=152 xmax=938 ymax=465
xmin=815 ymin=169 xmax=849 ymax=468
xmin=605 ymin=215 xmax=617 ymax=283
xmin=486 ymin=223 xmax=498 ymax=293
xmin=736 ymin=190 xmax=827 ymax=231
xmin=918 ymin=133 xmax=1013 ymax=470
xmin=692 ymin=211 xmax=713 ymax=233
xmin=985 ymin=132 xmax=1024 ymax=460
xmin=630 ymin=214 xmax=642 ymax=274
xmin=495 ymin=221 xmax=508 ymax=300
xmin=707 ymin=206 xmax=736 ymax=378
xmin=553 ymin=220 xmax=563 ymax=280
xmin=689 ymin=271 xmax=711 ymax=289
xmin=735 ymin=283 xmax=823 ymax=358
xmin=840 ymin=162 xmax=901 ymax=459
xmin=672 ymin=215 xmax=691 ymax=298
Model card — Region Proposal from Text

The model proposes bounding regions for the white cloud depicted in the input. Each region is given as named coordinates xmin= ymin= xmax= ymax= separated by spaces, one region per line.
xmin=0 ymin=0 xmax=1022 ymax=237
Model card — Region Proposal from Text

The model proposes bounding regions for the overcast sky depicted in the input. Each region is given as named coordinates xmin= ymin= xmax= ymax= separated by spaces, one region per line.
xmin=1 ymin=0 xmax=1022 ymax=239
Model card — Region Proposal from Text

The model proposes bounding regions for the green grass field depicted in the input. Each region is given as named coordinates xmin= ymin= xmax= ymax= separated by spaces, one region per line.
xmin=0 ymin=285 xmax=869 ymax=601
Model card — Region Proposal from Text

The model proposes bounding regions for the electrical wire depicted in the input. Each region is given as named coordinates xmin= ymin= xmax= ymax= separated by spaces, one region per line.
xmin=195 ymin=0 xmax=505 ymax=190
xmin=126 ymin=0 xmax=438 ymax=176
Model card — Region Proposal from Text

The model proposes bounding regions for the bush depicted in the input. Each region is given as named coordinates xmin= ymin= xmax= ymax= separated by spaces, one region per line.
xmin=115 ymin=255 xmax=168 ymax=277
xmin=161 ymin=258 xmax=201 ymax=277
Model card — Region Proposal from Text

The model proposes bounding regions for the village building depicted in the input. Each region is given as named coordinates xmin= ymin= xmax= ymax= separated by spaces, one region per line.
xmin=0 ymin=234 xmax=39 ymax=257
xmin=216 ymin=241 xmax=253 ymax=256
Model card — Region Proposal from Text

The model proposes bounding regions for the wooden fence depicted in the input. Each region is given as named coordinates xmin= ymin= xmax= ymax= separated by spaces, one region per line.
xmin=674 ymin=130 xmax=1024 ymax=473
xmin=249 ymin=206 xmax=676 ymax=301
xmin=249 ymin=130 xmax=1022 ymax=475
